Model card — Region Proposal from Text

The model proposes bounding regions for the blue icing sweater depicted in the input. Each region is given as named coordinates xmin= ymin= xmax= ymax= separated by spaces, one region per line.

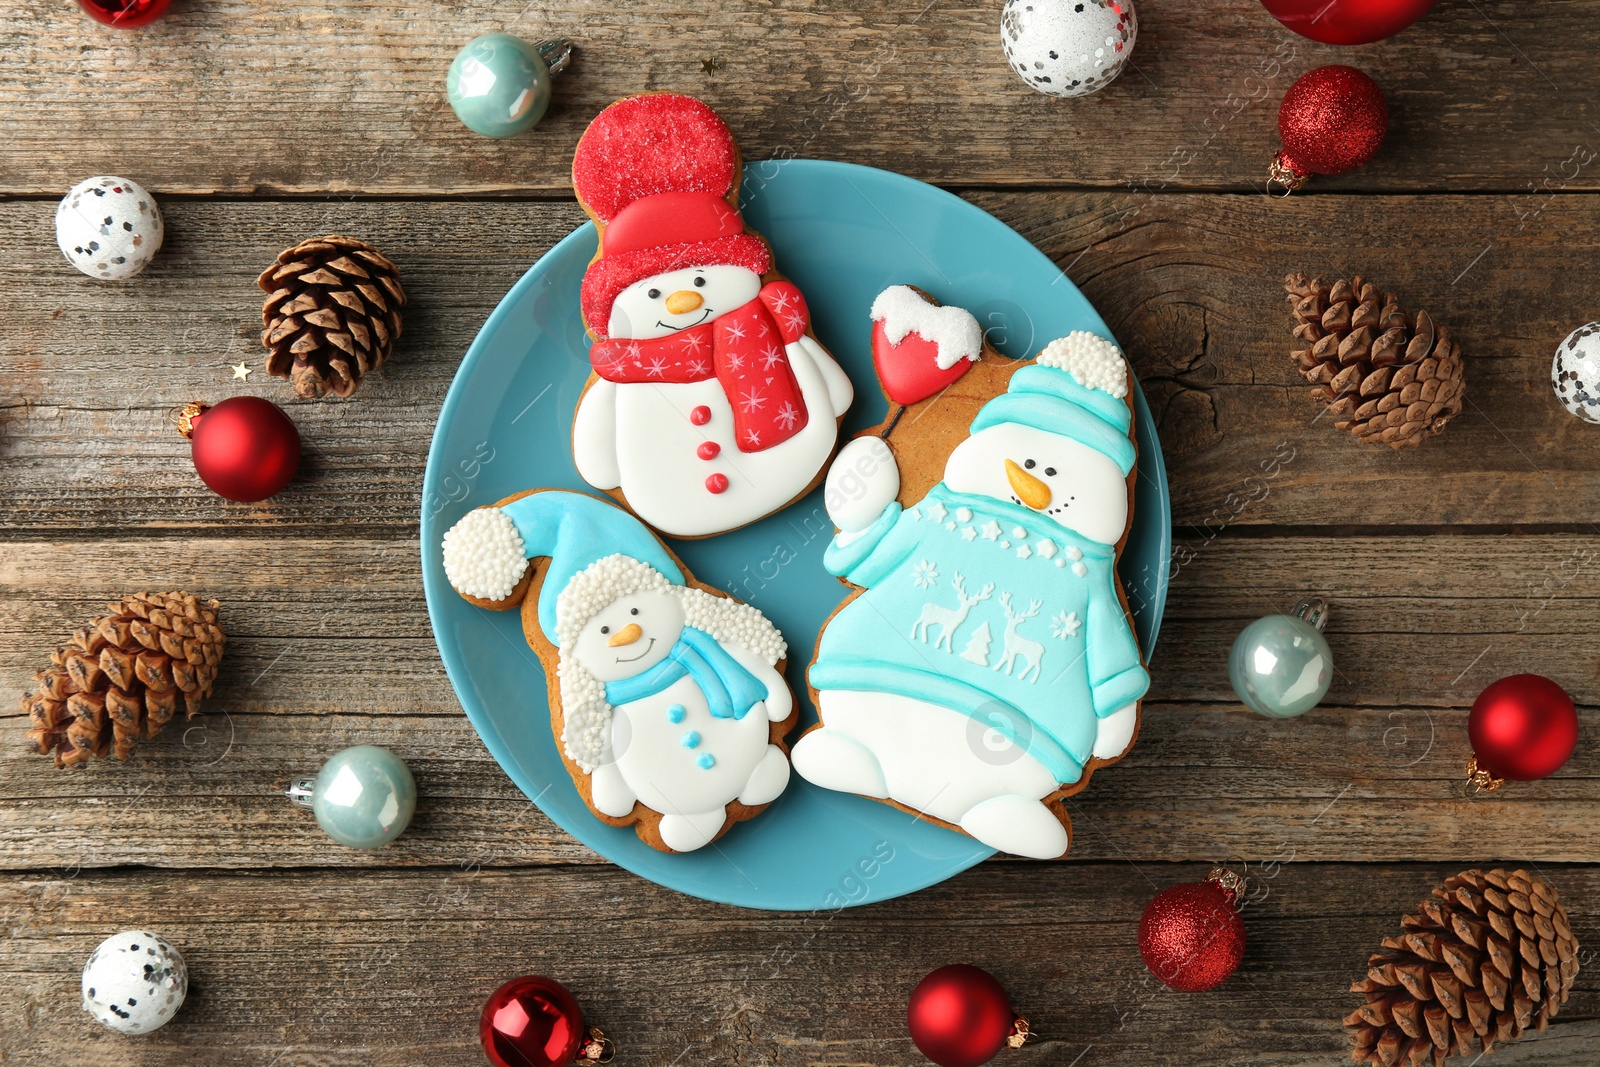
xmin=810 ymin=483 xmax=1149 ymax=784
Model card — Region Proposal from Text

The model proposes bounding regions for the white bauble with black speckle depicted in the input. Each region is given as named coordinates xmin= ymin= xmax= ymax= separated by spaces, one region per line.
xmin=1000 ymin=0 xmax=1137 ymax=99
xmin=81 ymin=930 xmax=187 ymax=1035
xmin=55 ymin=176 xmax=163 ymax=281
xmin=1553 ymin=322 xmax=1600 ymax=422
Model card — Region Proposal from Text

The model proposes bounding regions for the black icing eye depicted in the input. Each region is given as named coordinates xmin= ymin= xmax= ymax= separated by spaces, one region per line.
xmin=1023 ymin=459 xmax=1036 ymax=469
xmin=629 ymin=607 xmax=639 ymax=615
xmin=1044 ymin=467 xmax=1057 ymax=477
xmin=599 ymin=625 xmax=610 ymax=634
xmin=647 ymin=288 xmax=661 ymax=300
xmin=693 ymin=276 xmax=706 ymax=287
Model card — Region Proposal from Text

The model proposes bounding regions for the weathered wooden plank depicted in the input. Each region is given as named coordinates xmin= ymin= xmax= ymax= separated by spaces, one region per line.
xmin=3 ymin=534 xmax=1599 ymax=870
xmin=4 ymin=192 xmax=1598 ymax=532
xmin=2 ymin=2 xmax=1598 ymax=194
xmin=2 ymin=863 xmax=1596 ymax=1066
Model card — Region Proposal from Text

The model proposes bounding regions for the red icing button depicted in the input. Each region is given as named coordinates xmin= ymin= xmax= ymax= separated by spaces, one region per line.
xmin=690 ymin=405 xmax=712 ymax=425
xmin=705 ymin=473 xmax=729 ymax=494
xmin=697 ymin=441 xmax=721 ymax=460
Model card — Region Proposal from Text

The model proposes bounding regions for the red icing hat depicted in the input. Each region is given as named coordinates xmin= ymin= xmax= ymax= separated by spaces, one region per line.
xmin=573 ymin=94 xmax=771 ymax=337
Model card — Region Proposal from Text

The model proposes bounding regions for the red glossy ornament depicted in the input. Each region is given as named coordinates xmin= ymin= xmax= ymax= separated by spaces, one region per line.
xmin=77 ymin=0 xmax=172 ymax=28
xmin=1138 ymin=868 xmax=1247 ymax=992
xmin=480 ymin=976 xmax=608 ymax=1067
xmin=907 ymin=965 xmax=1029 ymax=1067
xmin=1261 ymin=0 xmax=1438 ymax=46
xmin=1269 ymin=66 xmax=1389 ymax=193
xmin=177 ymin=397 xmax=301 ymax=503
xmin=1467 ymin=674 xmax=1579 ymax=787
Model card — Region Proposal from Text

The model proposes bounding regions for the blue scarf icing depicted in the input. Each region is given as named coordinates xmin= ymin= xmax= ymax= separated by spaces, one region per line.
xmin=603 ymin=626 xmax=764 ymax=720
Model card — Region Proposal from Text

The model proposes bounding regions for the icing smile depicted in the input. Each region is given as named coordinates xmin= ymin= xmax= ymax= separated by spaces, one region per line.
xmin=655 ymin=308 xmax=712 ymax=332
xmin=614 ymin=637 xmax=657 ymax=664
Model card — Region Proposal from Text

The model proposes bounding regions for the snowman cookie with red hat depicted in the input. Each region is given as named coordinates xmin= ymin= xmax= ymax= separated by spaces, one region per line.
xmin=571 ymin=93 xmax=854 ymax=538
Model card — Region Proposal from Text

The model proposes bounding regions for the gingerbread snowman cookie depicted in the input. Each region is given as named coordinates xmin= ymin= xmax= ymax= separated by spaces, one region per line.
xmin=440 ymin=489 xmax=798 ymax=853
xmin=793 ymin=287 xmax=1150 ymax=860
xmin=570 ymin=93 xmax=854 ymax=538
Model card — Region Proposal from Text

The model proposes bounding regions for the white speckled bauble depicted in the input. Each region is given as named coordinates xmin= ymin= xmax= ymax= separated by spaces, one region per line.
xmin=81 ymin=930 xmax=187 ymax=1035
xmin=1553 ymin=323 xmax=1600 ymax=423
xmin=55 ymin=175 xmax=163 ymax=281
xmin=1000 ymin=0 xmax=1137 ymax=98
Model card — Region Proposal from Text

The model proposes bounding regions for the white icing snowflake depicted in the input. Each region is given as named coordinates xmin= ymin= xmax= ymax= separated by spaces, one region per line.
xmin=785 ymin=311 xmax=806 ymax=334
xmin=760 ymin=345 xmax=784 ymax=370
xmin=912 ymin=559 xmax=939 ymax=589
xmin=1050 ymin=611 xmax=1081 ymax=640
xmin=745 ymin=428 xmax=762 ymax=446
xmin=725 ymin=322 xmax=747 ymax=342
xmin=925 ymin=501 xmax=948 ymax=523
xmin=769 ymin=289 xmax=792 ymax=313
xmin=775 ymin=402 xmax=800 ymax=430
xmin=688 ymin=359 xmax=710 ymax=375
xmin=680 ymin=332 xmax=707 ymax=353
xmin=726 ymin=351 xmax=745 ymax=371
xmin=979 ymin=520 xmax=1002 ymax=541
xmin=624 ymin=342 xmax=642 ymax=361
xmin=645 ymin=356 xmax=669 ymax=378
xmin=739 ymin=389 xmax=767 ymax=413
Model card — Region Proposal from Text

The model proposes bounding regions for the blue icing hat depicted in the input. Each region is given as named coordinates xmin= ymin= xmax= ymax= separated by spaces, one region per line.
xmin=497 ymin=490 xmax=684 ymax=640
xmin=970 ymin=362 xmax=1137 ymax=475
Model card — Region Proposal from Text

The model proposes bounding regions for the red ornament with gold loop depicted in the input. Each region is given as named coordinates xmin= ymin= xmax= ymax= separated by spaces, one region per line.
xmin=480 ymin=975 xmax=612 ymax=1067
xmin=907 ymin=964 xmax=1030 ymax=1067
xmin=1466 ymin=674 xmax=1579 ymax=790
xmin=1269 ymin=66 xmax=1389 ymax=194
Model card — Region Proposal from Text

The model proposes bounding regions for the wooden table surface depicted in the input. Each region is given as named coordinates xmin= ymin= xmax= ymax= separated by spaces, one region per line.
xmin=5 ymin=1 xmax=1600 ymax=1064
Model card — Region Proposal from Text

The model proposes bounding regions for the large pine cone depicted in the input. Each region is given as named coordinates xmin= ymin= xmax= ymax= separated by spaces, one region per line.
xmin=21 ymin=593 xmax=226 ymax=767
xmin=1285 ymin=274 xmax=1465 ymax=449
xmin=259 ymin=235 xmax=405 ymax=399
xmin=1344 ymin=868 xmax=1579 ymax=1066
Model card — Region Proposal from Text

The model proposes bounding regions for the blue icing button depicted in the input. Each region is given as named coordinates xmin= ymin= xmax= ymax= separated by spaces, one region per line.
xmin=696 ymin=752 xmax=716 ymax=770
xmin=681 ymin=731 xmax=701 ymax=749
xmin=665 ymin=704 xmax=687 ymax=724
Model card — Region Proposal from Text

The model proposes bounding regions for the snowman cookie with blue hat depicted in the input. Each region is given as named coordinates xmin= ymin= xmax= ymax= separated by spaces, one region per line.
xmin=440 ymin=489 xmax=797 ymax=853
xmin=796 ymin=286 xmax=1150 ymax=860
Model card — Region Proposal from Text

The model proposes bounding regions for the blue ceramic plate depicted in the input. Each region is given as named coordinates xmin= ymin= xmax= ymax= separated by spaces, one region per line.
xmin=422 ymin=160 xmax=1170 ymax=911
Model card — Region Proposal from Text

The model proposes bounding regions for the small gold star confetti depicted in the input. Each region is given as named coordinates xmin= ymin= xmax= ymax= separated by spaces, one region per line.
xmin=231 ymin=362 xmax=252 ymax=380
xmin=701 ymin=55 xmax=722 ymax=75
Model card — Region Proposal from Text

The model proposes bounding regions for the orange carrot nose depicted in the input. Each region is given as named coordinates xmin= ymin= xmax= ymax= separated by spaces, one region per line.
xmin=665 ymin=290 xmax=704 ymax=315
xmin=608 ymin=622 xmax=643 ymax=647
xmin=1005 ymin=459 xmax=1052 ymax=511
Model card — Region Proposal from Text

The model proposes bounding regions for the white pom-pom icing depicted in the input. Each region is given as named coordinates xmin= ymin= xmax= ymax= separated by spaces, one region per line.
xmin=870 ymin=285 xmax=984 ymax=370
xmin=441 ymin=507 xmax=529 ymax=601
xmin=1035 ymin=331 xmax=1129 ymax=398
xmin=553 ymin=553 xmax=787 ymax=772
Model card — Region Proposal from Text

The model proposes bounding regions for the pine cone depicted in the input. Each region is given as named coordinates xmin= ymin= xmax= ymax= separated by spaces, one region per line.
xmin=1285 ymin=274 xmax=1465 ymax=449
xmin=21 ymin=593 xmax=226 ymax=767
xmin=259 ymin=235 xmax=405 ymax=399
xmin=1344 ymin=868 xmax=1579 ymax=1067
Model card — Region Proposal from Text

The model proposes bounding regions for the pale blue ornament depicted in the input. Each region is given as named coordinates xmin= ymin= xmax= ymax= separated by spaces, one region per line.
xmin=446 ymin=34 xmax=572 ymax=139
xmin=288 ymin=745 xmax=416 ymax=849
xmin=1228 ymin=598 xmax=1332 ymax=718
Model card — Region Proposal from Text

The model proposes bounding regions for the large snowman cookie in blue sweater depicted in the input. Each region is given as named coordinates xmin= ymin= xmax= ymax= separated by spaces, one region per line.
xmin=439 ymin=489 xmax=797 ymax=853
xmin=795 ymin=288 xmax=1150 ymax=859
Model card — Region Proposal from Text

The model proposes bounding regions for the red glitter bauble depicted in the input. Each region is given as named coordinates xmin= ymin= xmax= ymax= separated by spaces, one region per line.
xmin=1270 ymin=66 xmax=1389 ymax=192
xmin=77 ymin=0 xmax=171 ymax=28
xmin=480 ymin=976 xmax=601 ymax=1067
xmin=1468 ymin=674 xmax=1579 ymax=785
xmin=180 ymin=397 xmax=301 ymax=503
xmin=907 ymin=965 xmax=1024 ymax=1067
xmin=1138 ymin=869 xmax=1247 ymax=992
xmin=1261 ymin=0 xmax=1438 ymax=46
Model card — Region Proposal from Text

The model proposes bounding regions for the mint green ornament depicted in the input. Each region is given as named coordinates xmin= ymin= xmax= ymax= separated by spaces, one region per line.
xmin=1228 ymin=598 xmax=1332 ymax=719
xmin=446 ymin=34 xmax=572 ymax=139
xmin=287 ymin=745 xmax=417 ymax=849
